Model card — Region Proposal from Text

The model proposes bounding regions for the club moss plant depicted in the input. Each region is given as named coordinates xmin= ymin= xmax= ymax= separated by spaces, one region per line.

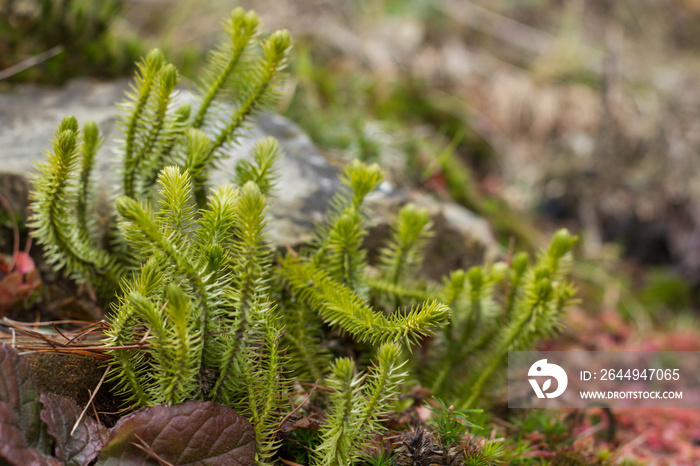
xmin=29 ymin=8 xmax=577 ymax=465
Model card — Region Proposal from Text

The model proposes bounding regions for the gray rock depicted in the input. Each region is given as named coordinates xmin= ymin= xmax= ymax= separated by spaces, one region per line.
xmin=366 ymin=191 xmax=501 ymax=280
xmin=0 ymin=79 xmax=127 ymax=176
xmin=0 ymin=79 xmax=500 ymax=273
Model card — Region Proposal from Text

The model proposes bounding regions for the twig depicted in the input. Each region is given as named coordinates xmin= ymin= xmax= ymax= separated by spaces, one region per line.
xmin=3 ymin=318 xmax=99 ymax=327
xmin=285 ymin=244 xmax=298 ymax=258
xmin=17 ymin=343 xmax=148 ymax=352
xmin=280 ymin=460 xmax=305 ymax=466
xmin=573 ymin=421 xmax=606 ymax=441
xmin=24 ymin=229 xmax=32 ymax=254
xmin=521 ymin=450 xmax=556 ymax=457
xmin=138 ymin=327 xmax=151 ymax=344
xmin=9 ymin=326 xmax=60 ymax=348
xmin=278 ymin=380 xmax=318 ymax=429
xmin=65 ymin=321 xmax=108 ymax=345
xmin=50 ymin=322 xmax=71 ymax=343
xmin=491 ymin=417 xmax=518 ymax=431
xmin=16 ymin=349 xmax=111 ymax=359
xmin=97 ymin=405 xmax=134 ymax=417
xmin=132 ymin=434 xmax=174 ymax=466
xmin=280 ymin=459 xmax=305 ymax=466
xmin=299 ymin=381 xmax=333 ymax=393
xmin=88 ymin=389 xmax=101 ymax=425
xmin=506 ymin=236 xmax=515 ymax=266
xmin=70 ymin=366 xmax=110 ymax=436
xmin=77 ymin=281 xmax=98 ymax=303
xmin=0 ymin=45 xmax=64 ymax=81
xmin=1 ymin=318 xmax=115 ymax=354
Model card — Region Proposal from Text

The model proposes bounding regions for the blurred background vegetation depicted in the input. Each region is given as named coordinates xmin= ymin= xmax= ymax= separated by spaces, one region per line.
xmin=0 ymin=0 xmax=142 ymax=81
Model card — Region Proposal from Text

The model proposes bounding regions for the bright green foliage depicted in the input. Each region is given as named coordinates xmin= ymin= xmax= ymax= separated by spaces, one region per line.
xmin=377 ymin=203 xmax=433 ymax=286
xmin=359 ymin=449 xmax=395 ymax=466
xmin=277 ymin=300 xmax=329 ymax=383
xmin=271 ymin=161 xmax=456 ymax=465
xmin=236 ymin=315 xmax=287 ymax=463
xmin=454 ymin=231 xmax=577 ymax=409
xmin=30 ymin=8 xmax=579 ymax=465
xmin=280 ymin=155 xmax=577 ymax=414
xmin=30 ymin=9 xmax=292 ymax=464
xmin=465 ymin=441 xmax=506 ymax=466
xmin=233 ymin=137 xmax=283 ymax=197
xmin=315 ymin=344 xmax=406 ymax=466
xmin=312 ymin=160 xmax=383 ymax=277
xmin=374 ymin=203 xmax=433 ymax=310
xmin=128 ymin=283 xmax=202 ymax=405
xmin=276 ymin=151 xmax=577 ymax=462
xmin=209 ymin=180 xmax=275 ymax=404
xmin=434 ymin=230 xmax=574 ymax=407
xmin=281 ymin=256 xmax=450 ymax=347
xmin=104 ymin=166 xmax=286 ymax=464
xmin=315 ymin=358 xmax=362 ymax=466
xmin=29 ymin=117 xmax=125 ymax=295
xmin=205 ymin=29 xmax=292 ymax=159
xmin=423 ymin=398 xmax=504 ymax=465
xmin=193 ymin=9 xmax=260 ymax=128
xmin=30 ymin=8 xmax=291 ymax=299
xmin=121 ymin=53 xmax=179 ymax=199
xmin=426 ymin=398 xmax=483 ymax=446
xmin=428 ymin=263 xmax=506 ymax=398
xmin=76 ymin=120 xmax=101 ymax=241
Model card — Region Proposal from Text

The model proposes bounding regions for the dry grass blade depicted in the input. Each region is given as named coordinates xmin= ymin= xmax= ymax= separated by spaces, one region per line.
xmin=278 ymin=380 xmax=318 ymax=430
xmin=0 ymin=45 xmax=64 ymax=80
xmin=131 ymin=434 xmax=175 ymax=466
xmin=70 ymin=366 xmax=109 ymax=436
xmin=0 ymin=318 xmax=148 ymax=359
xmin=280 ymin=459 xmax=305 ymax=466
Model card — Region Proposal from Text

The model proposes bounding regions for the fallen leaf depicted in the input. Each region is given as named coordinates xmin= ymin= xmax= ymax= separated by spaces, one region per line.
xmin=40 ymin=392 xmax=108 ymax=466
xmin=97 ymin=401 xmax=256 ymax=466
xmin=0 ymin=343 xmax=55 ymax=462
xmin=0 ymin=402 xmax=61 ymax=466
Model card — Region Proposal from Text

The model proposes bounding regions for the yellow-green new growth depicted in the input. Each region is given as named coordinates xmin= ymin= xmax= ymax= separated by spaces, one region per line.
xmin=104 ymin=158 xmax=287 ymax=462
xmin=378 ymin=203 xmax=433 ymax=287
xmin=30 ymin=8 xmax=580 ymax=464
xmin=30 ymin=117 xmax=124 ymax=295
xmin=315 ymin=343 xmax=405 ymax=466
xmin=31 ymin=13 xmax=293 ymax=461
xmin=30 ymin=8 xmax=292 ymax=299
xmin=281 ymin=256 xmax=451 ymax=347
xmin=456 ymin=230 xmax=577 ymax=409
xmin=207 ymin=28 xmax=292 ymax=158
xmin=193 ymin=8 xmax=260 ymax=129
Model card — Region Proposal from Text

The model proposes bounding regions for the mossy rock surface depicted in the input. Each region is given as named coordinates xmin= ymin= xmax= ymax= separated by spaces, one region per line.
xmin=25 ymin=353 xmax=122 ymax=422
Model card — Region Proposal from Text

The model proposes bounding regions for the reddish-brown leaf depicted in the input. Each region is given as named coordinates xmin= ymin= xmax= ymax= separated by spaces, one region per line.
xmin=0 ymin=402 xmax=61 ymax=466
xmin=40 ymin=392 xmax=108 ymax=466
xmin=0 ymin=343 xmax=55 ymax=462
xmin=97 ymin=401 xmax=256 ymax=466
